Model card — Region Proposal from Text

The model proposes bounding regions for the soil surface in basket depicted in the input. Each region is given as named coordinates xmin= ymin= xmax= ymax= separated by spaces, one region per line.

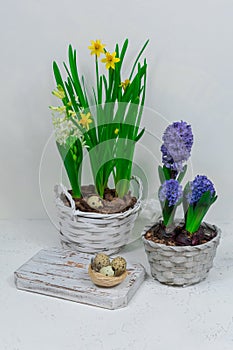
xmin=144 ymin=221 xmax=217 ymax=246
xmin=62 ymin=185 xmax=137 ymax=214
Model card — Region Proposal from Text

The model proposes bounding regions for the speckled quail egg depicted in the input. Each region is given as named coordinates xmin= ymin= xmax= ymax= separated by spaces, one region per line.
xmin=87 ymin=195 xmax=103 ymax=210
xmin=111 ymin=256 xmax=127 ymax=276
xmin=99 ymin=265 xmax=115 ymax=277
xmin=92 ymin=253 xmax=110 ymax=272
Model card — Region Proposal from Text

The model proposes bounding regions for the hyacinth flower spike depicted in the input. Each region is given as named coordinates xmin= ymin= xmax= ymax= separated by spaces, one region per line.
xmin=159 ymin=179 xmax=183 ymax=229
xmin=183 ymin=175 xmax=218 ymax=234
xmin=158 ymin=121 xmax=194 ymax=183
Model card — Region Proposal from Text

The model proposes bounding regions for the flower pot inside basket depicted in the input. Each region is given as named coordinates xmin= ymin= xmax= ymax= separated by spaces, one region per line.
xmin=142 ymin=221 xmax=221 ymax=287
xmin=55 ymin=176 xmax=142 ymax=255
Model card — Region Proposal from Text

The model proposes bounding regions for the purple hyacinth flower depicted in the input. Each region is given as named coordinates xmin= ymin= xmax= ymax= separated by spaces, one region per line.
xmin=159 ymin=179 xmax=183 ymax=207
xmin=161 ymin=121 xmax=193 ymax=171
xmin=187 ymin=175 xmax=215 ymax=204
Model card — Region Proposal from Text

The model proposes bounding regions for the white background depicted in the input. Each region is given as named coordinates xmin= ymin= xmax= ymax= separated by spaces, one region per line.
xmin=1 ymin=0 xmax=232 ymax=221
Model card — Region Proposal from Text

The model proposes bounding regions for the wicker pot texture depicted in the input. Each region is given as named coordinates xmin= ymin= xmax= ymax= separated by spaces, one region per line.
xmin=142 ymin=222 xmax=221 ymax=287
xmin=55 ymin=176 xmax=142 ymax=255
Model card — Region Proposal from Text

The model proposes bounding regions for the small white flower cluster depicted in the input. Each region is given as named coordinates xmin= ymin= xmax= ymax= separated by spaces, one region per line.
xmin=52 ymin=116 xmax=82 ymax=146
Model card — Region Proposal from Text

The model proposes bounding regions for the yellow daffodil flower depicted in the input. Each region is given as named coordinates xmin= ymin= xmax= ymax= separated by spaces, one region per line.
xmin=101 ymin=52 xmax=120 ymax=70
xmin=88 ymin=40 xmax=106 ymax=57
xmin=114 ymin=128 xmax=119 ymax=135
xmin=120 ymin=79 xmax=130 ymax=91
xmin=78 ymin=112 xmax=92 ymax=130
xmin=52 ymin=85 xmax=65 ymax=99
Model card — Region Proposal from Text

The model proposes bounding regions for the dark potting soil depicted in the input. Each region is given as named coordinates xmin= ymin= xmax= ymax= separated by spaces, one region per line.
xmin=144 ymin=221 xmax=217 ymax=246
xmin=61 ymin=185 xmax=137 ymax=214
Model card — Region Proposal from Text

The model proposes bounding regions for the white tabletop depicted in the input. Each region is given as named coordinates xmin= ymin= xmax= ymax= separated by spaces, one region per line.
xmin=0 ymin=219 xmax=232 ymax=350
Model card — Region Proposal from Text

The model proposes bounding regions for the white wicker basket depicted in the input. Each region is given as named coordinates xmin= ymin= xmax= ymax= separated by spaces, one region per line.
xmin=55 ymin=176 xmax=143 ymax=255
xmin=142 ymin=222 xmax=221 ymax=286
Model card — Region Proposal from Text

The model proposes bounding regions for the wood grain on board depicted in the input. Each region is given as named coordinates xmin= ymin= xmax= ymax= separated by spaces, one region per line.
xmin=14 ymin=248 xmax=145 ymax=310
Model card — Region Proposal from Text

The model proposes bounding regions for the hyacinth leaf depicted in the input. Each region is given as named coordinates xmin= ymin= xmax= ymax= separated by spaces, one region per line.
xmin=195 ymin=190 xmax=212 ymax=207
xmin=185 ymin=191 xmax=217 ymax=234
xmin=212 ymin=194 xmax=218 ymax=204
xmin=158 ymin=180 xmax=183 ymax=227
xmin=193 ymin=191 xmax=217 ymax=217
xmin=186 ymin=205 xmax=209 ymax=234
xmin=158 ymin=165 xmax=166 ymax=184
xmin=185 ymin=204 xmax=194 ymax=231
xmin=161 ymin=200 xmax=176 ymax=227
xmin=177 ymin=164 xmax=187 ymax=183
xmin=183 ymin=181 xmax=191 ymax=217
xmin=162 ymin=166 xmax=171 ymax=181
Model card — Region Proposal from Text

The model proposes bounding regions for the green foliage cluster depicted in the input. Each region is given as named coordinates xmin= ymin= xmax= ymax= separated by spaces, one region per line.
xmin=51 ymin=39 xmax=148 ymax=198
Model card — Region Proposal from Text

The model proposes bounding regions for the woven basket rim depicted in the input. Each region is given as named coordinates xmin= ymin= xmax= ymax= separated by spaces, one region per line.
xmin=141 ymin=221 xmax=221 ymax=252
xmin=55 ymin=175 xmax=143 ymax=219
xmin=56 ymin=198 xmax=141 ymax=219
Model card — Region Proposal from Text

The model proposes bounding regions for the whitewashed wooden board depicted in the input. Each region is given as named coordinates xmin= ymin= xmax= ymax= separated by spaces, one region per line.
xmin=14 ymin=248 xmax=145 ymax=310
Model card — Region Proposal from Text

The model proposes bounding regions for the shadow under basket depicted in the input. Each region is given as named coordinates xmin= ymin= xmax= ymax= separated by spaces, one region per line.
xmin=142 ymin=222 xmax=221 ymax=287
xmin=54 ymin=176 xmax=142 ymax=255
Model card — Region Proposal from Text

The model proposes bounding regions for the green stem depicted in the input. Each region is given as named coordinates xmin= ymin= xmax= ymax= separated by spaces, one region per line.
xmin=107 ymin=68 xmax=114 ymax=102
xmin=95 ymin=56 xmax=100 ymax=104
